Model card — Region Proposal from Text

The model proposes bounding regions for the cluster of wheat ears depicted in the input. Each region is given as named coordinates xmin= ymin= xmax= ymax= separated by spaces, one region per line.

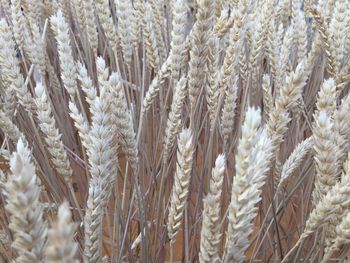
xmin=1 ymin=0 xmax=350 ymax=262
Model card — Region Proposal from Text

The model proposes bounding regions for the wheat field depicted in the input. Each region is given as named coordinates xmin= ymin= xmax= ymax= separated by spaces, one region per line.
xmin=0 ymin=0 xmax=350 ymax=262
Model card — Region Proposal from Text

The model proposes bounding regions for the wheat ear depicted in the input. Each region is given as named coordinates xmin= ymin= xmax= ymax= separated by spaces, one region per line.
xmin=315 ymin=78 xmax=337 ymax=115
xmin=206 ymin=37 xmax=220 ymax=128
xmin=167 ymin=129 xmax=194 ymax=244
xmin=11 ymin=0 xmax=24 ymax=49
xmin=5 ymin=139 xmax=47 ymax=263
xmin=188 ymin=0 xmax=214 ymax=109
xmin=77 ymin=61 xmax=97 ymax=107
xmin=199 ymin=154 xmax=226 ymax=263
xmin=95 ymin=0 xmax=119 ymax=51
xmin=50 ymin=10 xmax=77 ymax=101
xmin=0 ymin=110 xmax=28 ymax=146
xmin=308 ymin=6 xmax=336 ymax=77
xmin=277 ymin=137 xmax=314 ymax=190
xmin=163 ymin=77 xmax=187 ymax=165
xmin=312 ymin=110 xmax=339 ymax=204
xmin=143 ymin=3 xmax=161 ymax=70
xmin=295 ymin=9 xmax=308 ymax=64
xmin=142 ymin=56 xmax=172 ymax=114
xmin=34 ymin=82 xmax=73 ymax=178
xmin=84 ymin=176 xmax=105 ymax=263
xmin=82 ymin=0 xmax=98 ymax=51
xmin=288 ymin=170 xmax=350 ymax=261
xmin=69 ymin=101 xmax=91 ymax=151
xmin=223 ymin=108 xmax=273 ymax=263
xmin=267 ymin=59 xmax=308 ymax=166
xmin=221 ymin=77 xmax=239 ymax=150
xmin=322 ymin=210 xmax=350 ymax=263
xmin=170 ymin=0 xmax=187 ymax=81
xmin=46 ymin=201 xmax=78 ymax=263
xmin=109 ymin=73 xmax=139 ymax=175
xmin=83 ymin=94 xmax=116 ymax=262
xmin=116 ymin=0 xmax=136 ymax=64
xmin=329 ymin=0 xmax=347 ymax=73
xmin=0 ymin=18 xmax=35 ymax=113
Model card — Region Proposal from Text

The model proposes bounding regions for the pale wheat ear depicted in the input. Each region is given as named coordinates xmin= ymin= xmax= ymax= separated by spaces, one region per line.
xmin=46 ymin=201 xmax=78 ymax=263
xmin=283 ymin=161 xmax=350 ymax=262
xmin=0 ymin=18 xmax=35 ymax=114
xmin=277 ymin=137 xmax=313 ymax=190
xmin=143 ymin=3 xmax=161 ymax=71
xmin=5 ymin=139 xmax=47 ymax=263
xmin=50 ymin=9 xmax=77 ymax=101
xmin=82 ymin=0 xmax=98 ymax=52
xmin=170 ymin=0 xmax=187 ymax=82
xmin=224 ymin=108 xmax=273 ymax=263
xmin=163 ymin=76 xmax=188 ymax=165
xmin=34 ymin=81 xmax=73 ymax=179
xmin=167 ymin=128 xmax=194 ymax=260
xmin=188 ymin=0 xmax=214 ymax=110
xmin=199 ymin=154 xmax=226 ymax=263
xmin=142 ymin=56 xmax=172 ymax=114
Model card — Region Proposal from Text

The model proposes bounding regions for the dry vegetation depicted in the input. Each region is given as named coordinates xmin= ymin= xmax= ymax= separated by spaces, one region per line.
xmin=1 ymin=0 xmax=350 ymax=262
